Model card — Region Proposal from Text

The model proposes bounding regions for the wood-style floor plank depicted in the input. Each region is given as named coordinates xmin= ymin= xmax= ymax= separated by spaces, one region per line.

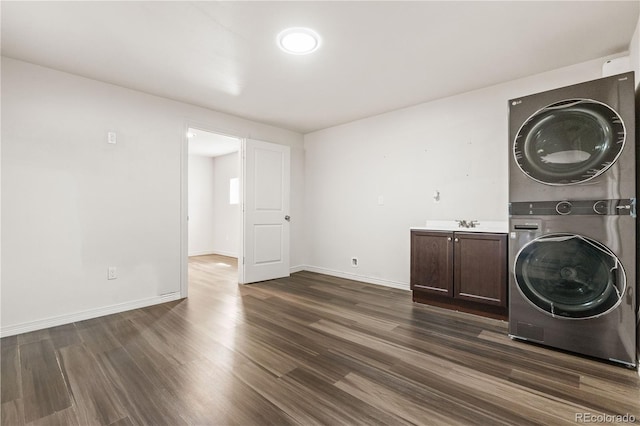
xmin=47 ymin=324 xmax=81 ymax=350
xmin=19 ymin=340 xmax=71 ymax=423
xmin=57 ymin=344 xmax=127 ymax=425
xmin=1 ymin=341 xmax=21 ymax=404
xmin=26 ymin=406 xmax=79 ymax=426
xmin=96 ymin=347 xmax=186 ymax=426
xmin=334 ymin=372 xmax=466 ymax=426
xmin=0 ymin=400 xmax=24 ymax=426
xmin=1 ymin=254 xmax=639 ymax=425
xmin=280 ymin=366 xmax=409 ymax=426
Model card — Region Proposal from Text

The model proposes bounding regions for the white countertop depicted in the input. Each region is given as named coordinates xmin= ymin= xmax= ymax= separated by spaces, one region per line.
xmin=411 ymin=220 xmax=508 ymax=233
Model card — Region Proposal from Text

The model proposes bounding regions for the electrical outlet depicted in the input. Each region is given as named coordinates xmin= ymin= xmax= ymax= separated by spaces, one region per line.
xmin=351 ymin=257 xmax=358 ymax=267
xmin=107 ymin=266 xmax=117 ymax=280
xmin=107 ymin=131 xmax=117 ymax=144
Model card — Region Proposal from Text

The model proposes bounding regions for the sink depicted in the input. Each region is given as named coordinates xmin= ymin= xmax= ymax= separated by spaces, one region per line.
xmin=419 ymin=220 xmax=508 ymax=233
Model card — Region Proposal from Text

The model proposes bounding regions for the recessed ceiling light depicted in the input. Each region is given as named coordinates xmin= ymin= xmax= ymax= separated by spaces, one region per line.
xmin=277 ymin=27 xmax=320 ymax=55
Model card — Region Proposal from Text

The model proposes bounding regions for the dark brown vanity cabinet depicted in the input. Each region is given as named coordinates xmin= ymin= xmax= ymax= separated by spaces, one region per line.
xmin=410 ymin=230 xmax=508 ymax=319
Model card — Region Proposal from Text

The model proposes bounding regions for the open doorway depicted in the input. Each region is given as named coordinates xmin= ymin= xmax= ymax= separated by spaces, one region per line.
xmin=181 ymin=131 xmax=291 ymax=296
xmin=186 ymin=128 xmax=241 ymax=283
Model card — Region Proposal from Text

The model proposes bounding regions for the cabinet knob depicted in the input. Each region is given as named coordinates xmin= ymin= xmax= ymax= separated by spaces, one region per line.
xmin=454 ymin=238 xmax=459 ymax=242
xmin=447 ymin=237 xmax=452 ymax=241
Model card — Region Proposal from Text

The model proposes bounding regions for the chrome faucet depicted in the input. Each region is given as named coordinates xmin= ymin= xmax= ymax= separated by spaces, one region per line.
xmin=456 ymin=220 xmax=481 ymax=228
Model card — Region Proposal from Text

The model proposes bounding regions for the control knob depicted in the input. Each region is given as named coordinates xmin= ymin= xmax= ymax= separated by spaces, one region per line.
xmin=593 ymin=200 xmax=609 ymax=215
xmin=555 ymin=201 xmax=572 ymax=215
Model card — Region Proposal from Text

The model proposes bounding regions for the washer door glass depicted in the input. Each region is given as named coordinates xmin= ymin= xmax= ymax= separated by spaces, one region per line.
xmin=513 ymin=99 xmax=625 ymax=185
xmin=514 ymin=234 xmax=625 ymax=319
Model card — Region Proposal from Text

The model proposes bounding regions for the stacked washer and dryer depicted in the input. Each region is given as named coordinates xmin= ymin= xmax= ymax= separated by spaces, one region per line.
xmin=508 ymin=72 xmax=637 ymax=368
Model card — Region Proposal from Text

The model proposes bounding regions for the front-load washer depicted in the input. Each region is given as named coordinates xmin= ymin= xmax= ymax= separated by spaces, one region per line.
xmin=509 ymin=72 xmax=635 ymax=202
xmin=508 ymin=200 xmax=636 ymax=367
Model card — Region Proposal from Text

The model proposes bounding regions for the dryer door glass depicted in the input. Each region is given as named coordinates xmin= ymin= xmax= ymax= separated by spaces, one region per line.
xmin=513 ymin=99 xmax=625 ymax=185
xmin=514 ymin=233 xmax=625 ymax=319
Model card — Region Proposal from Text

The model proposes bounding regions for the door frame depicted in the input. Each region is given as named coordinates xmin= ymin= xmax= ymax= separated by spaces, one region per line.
xmin=180 ymin=121 xmax=244 ymax=298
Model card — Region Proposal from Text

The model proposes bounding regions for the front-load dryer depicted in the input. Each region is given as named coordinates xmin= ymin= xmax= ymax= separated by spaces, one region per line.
xmin=508 ymin=200 xmax=636 ymax=367
xmin=509 ymin=72 xmax=635 ymax=202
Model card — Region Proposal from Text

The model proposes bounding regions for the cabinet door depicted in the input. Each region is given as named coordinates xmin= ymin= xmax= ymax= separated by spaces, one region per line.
xmin=410 ymin=231 xmax=454 ymax=297
xmin=453 ymin=232 xmax=507 ymax=306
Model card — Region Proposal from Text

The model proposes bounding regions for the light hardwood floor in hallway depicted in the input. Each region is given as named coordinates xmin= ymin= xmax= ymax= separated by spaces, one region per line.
xmin=1 ymin=254 xmax=639 ymax=425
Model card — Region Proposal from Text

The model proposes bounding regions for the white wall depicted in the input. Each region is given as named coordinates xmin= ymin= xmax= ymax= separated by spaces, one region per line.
xmin=188 ymin=155 xmax=216 ymax=256
xmin=1 ymin=57 xmax=304 ymax=335
xmin=188 ymin=152 xmax=239 ymax=257
xmin=211 ymin=152 xmax=240 ymax=258
xmin=303 ymin=55 xmax=622 ymax=290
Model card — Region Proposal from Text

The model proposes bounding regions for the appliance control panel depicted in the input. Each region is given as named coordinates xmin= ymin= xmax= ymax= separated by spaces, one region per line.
xmin=509 ymin=199 xmax=636 ymax=217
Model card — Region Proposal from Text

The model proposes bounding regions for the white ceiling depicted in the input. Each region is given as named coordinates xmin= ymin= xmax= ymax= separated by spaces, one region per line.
xmin=188 ymin=128 xmax=240 ymax=157
xmin=2 ymin=1 xmax=638 ymax=134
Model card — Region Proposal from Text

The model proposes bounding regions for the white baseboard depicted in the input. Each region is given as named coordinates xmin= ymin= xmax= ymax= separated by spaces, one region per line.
xmin=212 ymin=249 xmax=238 ymax=258
xmin=189 ymin=250 xmax=238 ymax=258
xmin=290 ymin=264 xmax=305 ymax=274
xmin=0 ymin=292 xmax=183 ymax=338
xmin=188 ymin=250 xmax=215 ymax=257
xmin=298 ymin=265 xmax=410 ymax=291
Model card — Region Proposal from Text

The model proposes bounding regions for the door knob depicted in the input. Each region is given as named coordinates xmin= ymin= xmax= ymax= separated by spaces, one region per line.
xmin=285 ymin=215 xmax=291 ymax=222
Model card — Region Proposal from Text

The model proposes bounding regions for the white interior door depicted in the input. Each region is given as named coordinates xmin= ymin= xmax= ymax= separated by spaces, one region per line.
xmin=241 ymin=139 xmax=290 ymax=284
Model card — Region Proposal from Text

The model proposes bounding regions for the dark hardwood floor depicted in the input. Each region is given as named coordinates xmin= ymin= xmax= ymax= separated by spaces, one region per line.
xmin=2 ymin=254 xmax=639 ymax=425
